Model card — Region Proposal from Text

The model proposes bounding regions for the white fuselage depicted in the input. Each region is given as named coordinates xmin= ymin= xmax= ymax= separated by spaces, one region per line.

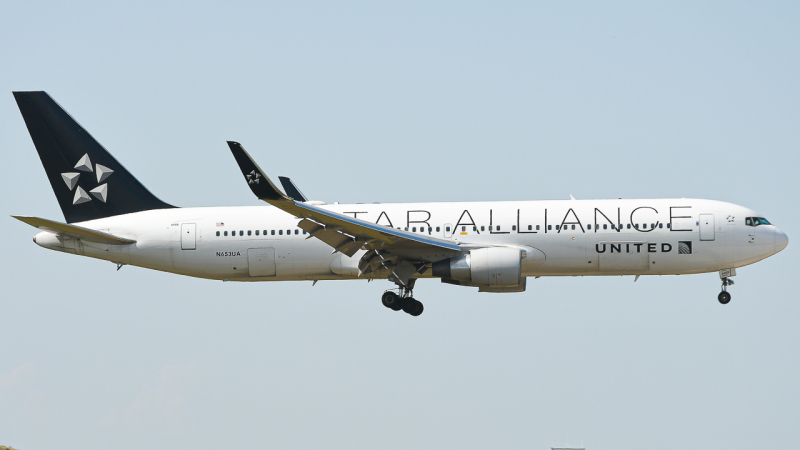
xmin=32 ymin=198 xmax=787 ymax=284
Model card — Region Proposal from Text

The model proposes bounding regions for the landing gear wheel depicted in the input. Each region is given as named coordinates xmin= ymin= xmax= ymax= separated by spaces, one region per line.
xmin=402 ymin=298 xmax=424 ymax=316
xmin=381 ymin=291 xmax=403 ymax=311
xmin=718 ymin=291 xmax=731 ymax=305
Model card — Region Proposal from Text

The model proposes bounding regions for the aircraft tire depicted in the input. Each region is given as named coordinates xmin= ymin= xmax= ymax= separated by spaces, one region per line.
xmin=403 ymin=299 xmax=424 ymax=316
xmin=718 ymin=291 xmax=731 ymax=304
xmin=382 ymin=291 xmax=402 ymax=310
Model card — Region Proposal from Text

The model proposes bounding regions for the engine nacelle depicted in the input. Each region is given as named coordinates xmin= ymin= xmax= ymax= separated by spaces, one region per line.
xmin=432 ymin=247 xmax=523 ymax=287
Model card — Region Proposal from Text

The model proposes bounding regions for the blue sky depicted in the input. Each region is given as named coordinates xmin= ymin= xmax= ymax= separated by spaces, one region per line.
xmin=2 ymin=2 xmax=799 ymax=449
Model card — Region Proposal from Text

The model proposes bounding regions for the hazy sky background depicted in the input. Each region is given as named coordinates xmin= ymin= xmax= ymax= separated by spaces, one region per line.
xmin=2 ymin=2 xmax=799 ymax=449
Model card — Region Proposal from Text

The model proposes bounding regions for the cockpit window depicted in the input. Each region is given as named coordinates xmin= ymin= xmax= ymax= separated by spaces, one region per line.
xmin=746 ymin=217 xmax=771 ymax=227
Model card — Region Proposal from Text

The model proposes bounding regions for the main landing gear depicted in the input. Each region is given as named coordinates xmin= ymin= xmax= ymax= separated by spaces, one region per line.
xmin=381 ymin=288 xmax=424 ymax=317
xmin=718 ymin=277 xmax=734 ymax=305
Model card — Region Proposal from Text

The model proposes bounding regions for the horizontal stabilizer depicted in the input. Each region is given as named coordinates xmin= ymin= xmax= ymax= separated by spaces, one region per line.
xmin=12 ymin=215 xmax=136 ymax=245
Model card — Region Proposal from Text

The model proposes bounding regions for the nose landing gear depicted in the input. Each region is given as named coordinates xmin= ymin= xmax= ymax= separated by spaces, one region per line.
xmin=718 ymin=277 xmax=734 ymax=304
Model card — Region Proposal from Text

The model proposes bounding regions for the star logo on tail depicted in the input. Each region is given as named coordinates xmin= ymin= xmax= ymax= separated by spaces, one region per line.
xmin=60 ymin=153 xmax=114 ymax=204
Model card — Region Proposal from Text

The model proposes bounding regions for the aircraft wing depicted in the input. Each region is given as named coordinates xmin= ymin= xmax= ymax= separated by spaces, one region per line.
xmin=13 ymin=215 xmax=137 ymax=245
xmin=227 ymin=141 xmax=461 ymax=259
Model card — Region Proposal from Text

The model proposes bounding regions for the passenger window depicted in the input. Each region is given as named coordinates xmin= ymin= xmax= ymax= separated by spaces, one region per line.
xmin=428 ymin=227 xmax=432 ymax=232
xmin=303 ymin=230 xmax=307 ymax=235
xmin=659 ymin=223 xmax=663 ymax=229
xmin=279 ymin=230 xmax=283 ymax=235
xmin=512 ymin=225 xmax=517 ymax=231
xmin=627 ymin=224 xmax=631 ymax=229
xmin=255 ymin=230 xmax=259 ymax=236
xmin=603 ymin=224 xmax=607 ymax=229
xmin=667 ymin=223 xmax=671 ymax=229
xmin=263 ymin=230 xmax=267 ymax=235
xmin=216 ymin=231 xmax=220 ymax=236
xmin=473 ymin=226 xmax=477 ymax=231
xmin=248 ymin=230 xmax=252 ymax=236
xmin=287 ymin=230 xmax=290 ymax=235
xmin=295 ymin=230 xmax=298 ymax=235
xmin=634 ymin=224 xmax=639 ymax=229
xmin=271 ymin=230 xmax=275 ymax=235
xmin=496 ymin=226 xmax=500 ymax=231
xmin=446 ymin=226 xmax=450 ymax=232
xmin=412 ymin=227 xmax=417 ymax=232
xmin=528 ymin=225 xmax=532 ymax=231
xmin=462 ymin=226 xmax=466 ymax=232
xmin=571 ymin=225 xmax=575 ymax=230
xmin=536 ymin=225 xmax=540 ymax=230
xmin=548 ymin=225 xmax=552 ymax=230
xmin=587 ymin=224 xmax=591 ymax=230
xmin=437 ymin=227 xmax=441 ymax=232
xmin=481 ymin=226 xmax=485 ymax=231
xmin=556 ymin=225 xmax=560 ymax=230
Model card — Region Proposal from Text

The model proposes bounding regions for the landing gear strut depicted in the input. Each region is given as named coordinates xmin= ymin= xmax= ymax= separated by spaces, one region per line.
xmin=718 ymin=277 xmax=734 ymax=304
xmin=381 ymin=280 xmax=424 ymax=316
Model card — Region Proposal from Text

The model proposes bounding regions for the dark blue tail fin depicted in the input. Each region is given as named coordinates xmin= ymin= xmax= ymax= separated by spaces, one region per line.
xmin=14 ymin=91 xmax=175 ymax=223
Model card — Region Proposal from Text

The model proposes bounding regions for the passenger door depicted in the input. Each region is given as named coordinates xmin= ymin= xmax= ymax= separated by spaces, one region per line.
xmin=699 ymin=214 xmax=715 ymax=241
xmin=181 ymin=223 xmax=196 ymax=250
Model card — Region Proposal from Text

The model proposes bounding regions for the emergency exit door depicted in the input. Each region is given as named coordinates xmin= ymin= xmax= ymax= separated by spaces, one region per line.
xmin=181 ymin=223 xmax=196 ymax=250
xmin=699 ymin=214 xmax=715 ymax=241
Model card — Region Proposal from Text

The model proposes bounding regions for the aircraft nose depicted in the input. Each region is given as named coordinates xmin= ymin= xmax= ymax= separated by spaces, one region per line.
xmin=774 ymin=228 xmax=789 ymax=253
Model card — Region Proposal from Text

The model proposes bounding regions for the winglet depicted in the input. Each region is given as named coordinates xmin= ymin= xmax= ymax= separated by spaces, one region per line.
xmin=278 ymin=176 xmax=308 ymax=202
xmin=226 ymin=141 xmax=290 ymax=202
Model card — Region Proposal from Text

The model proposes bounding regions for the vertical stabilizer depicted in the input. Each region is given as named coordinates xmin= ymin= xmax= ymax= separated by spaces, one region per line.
xmin=13 ymin=91 xmax=175 ymax=223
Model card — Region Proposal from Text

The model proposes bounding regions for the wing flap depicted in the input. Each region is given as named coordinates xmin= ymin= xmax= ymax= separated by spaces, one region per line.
xmin=13 ymin=215 xmax=136 ymax=245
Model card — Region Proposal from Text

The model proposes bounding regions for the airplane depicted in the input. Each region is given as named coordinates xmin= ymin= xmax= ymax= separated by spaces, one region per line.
xmin=12 ymin=91 xmax=789 ymax=317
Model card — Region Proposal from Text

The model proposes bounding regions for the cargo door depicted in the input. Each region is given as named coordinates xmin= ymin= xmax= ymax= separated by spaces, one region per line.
xmin=181 ymin=223 xmax=196 ymax=250
xmin=248 ymin=248 xmax=276 ymax=277
xmin=699 ymin=214 xmax=715 ymax=241
xmin=598 ymin=241 xmax=650 ymax=272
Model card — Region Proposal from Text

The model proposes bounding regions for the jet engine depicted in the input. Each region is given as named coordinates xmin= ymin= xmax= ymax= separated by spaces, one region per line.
xmin=432 ymin=247 xmax=523 ymax=288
